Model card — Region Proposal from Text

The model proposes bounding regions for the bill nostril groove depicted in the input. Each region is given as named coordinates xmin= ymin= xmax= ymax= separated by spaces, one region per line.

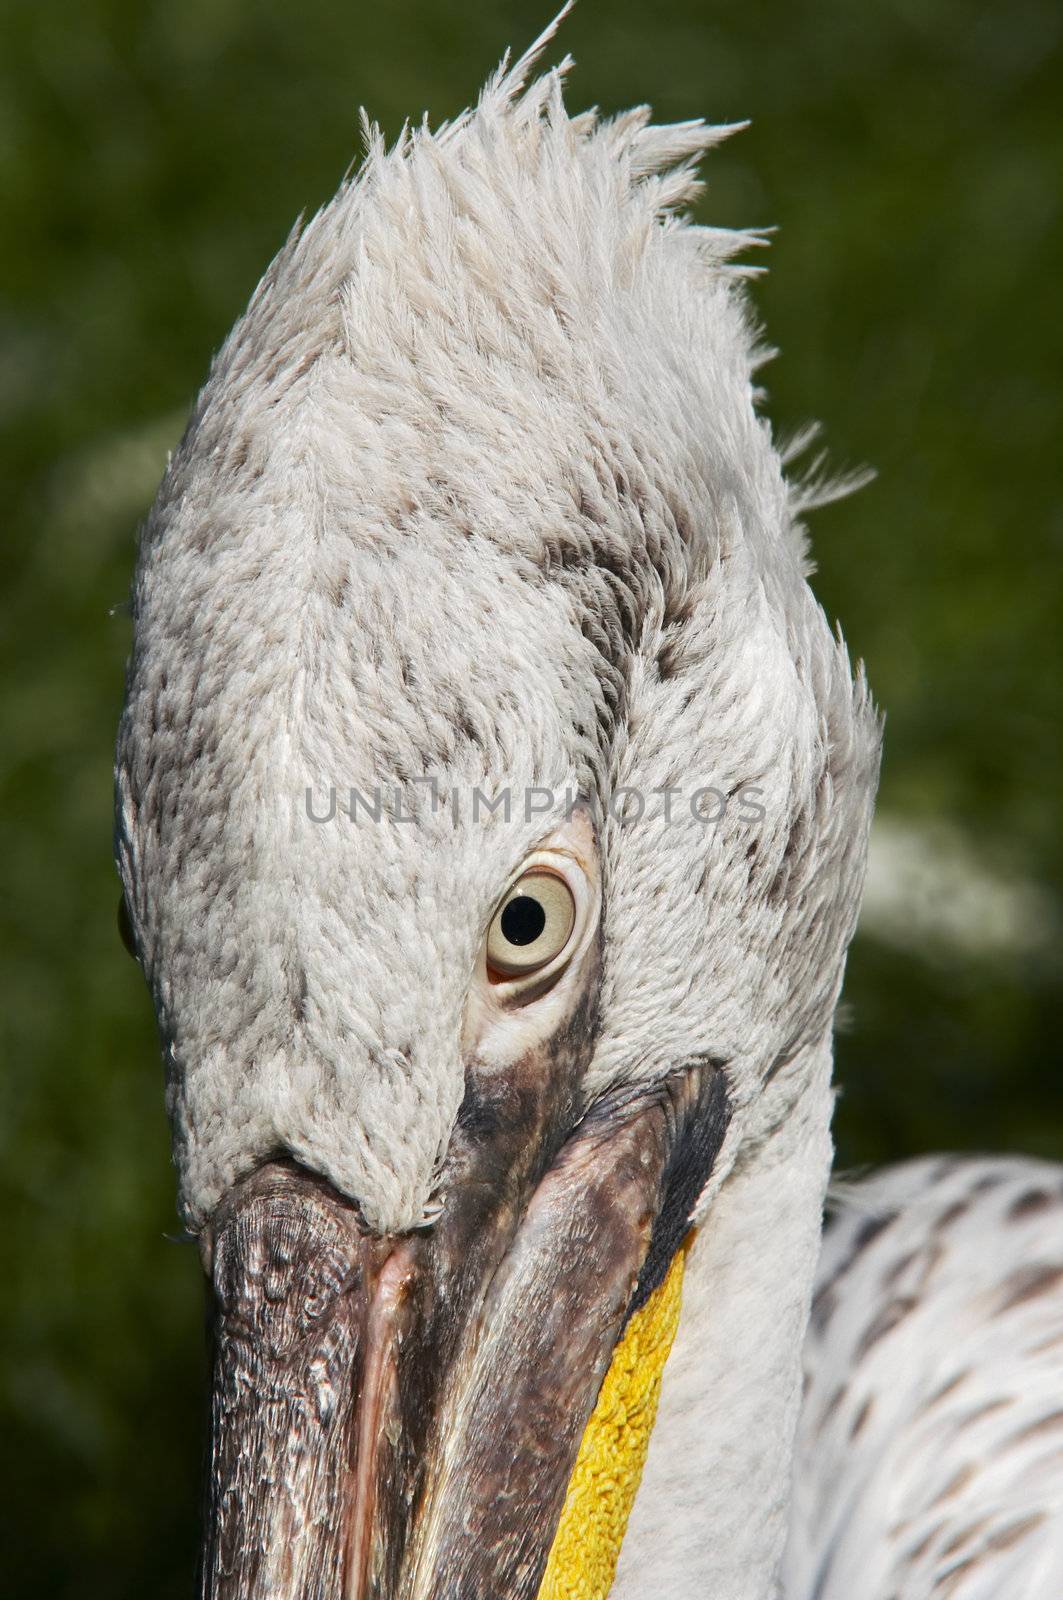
xmin=208 ymin=1162 xmax=373 ymax=1357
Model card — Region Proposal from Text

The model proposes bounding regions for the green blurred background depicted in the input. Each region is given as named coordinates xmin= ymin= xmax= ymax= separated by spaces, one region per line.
xmin=1 ymin=0 xmax=1059 ymax=1592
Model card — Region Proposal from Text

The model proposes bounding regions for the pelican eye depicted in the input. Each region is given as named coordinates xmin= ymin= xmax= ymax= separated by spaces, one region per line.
xmin=117 ymin=894 xmax=137 ymax=959
xmin=486 ymin=871 xmax=576 ymax=978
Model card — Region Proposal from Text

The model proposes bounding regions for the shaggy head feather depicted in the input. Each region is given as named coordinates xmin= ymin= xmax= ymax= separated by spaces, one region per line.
xmin=115 ymin=15 xmax=881 ymax=1234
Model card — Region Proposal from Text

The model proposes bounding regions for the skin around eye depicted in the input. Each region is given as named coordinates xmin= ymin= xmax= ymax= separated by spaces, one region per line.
xmin=485 ymin=871 xmax=576 ymax=976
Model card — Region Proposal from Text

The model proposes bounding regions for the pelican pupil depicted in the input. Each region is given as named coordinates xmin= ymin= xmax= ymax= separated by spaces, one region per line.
xmin=500 ymin=895 xmax=546 ymax=947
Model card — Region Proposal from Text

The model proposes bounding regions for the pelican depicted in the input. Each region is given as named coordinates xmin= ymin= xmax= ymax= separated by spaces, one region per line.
xmin=114 ymin=15 xmax=1063 ymax=1598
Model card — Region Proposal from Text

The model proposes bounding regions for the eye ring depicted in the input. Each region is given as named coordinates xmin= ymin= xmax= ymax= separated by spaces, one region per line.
xmin=485 ymin=869 xmax=577 ymax=980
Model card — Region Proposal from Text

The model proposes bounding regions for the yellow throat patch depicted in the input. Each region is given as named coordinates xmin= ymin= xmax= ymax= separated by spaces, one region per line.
xmin=536 ymin=1236 xmax=690 ymax=1600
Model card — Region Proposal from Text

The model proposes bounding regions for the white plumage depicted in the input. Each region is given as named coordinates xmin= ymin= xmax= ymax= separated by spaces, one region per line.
xmin=615 ymin=1155 xmax=1063 ymax=1599
xmin=115 ymin=14 xmax=1063 ymax=1598
xmin=117 ymin=13 xmax=876 ymax=1237
xmin=786 ymin=1159 xmax=1063 ymax=1599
